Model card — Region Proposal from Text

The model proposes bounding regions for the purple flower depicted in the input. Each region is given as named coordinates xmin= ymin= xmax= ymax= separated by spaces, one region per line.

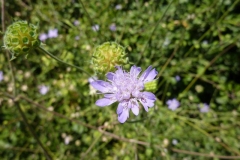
xmin=90 ymin=65 xmax=158 ymax=123
xmin=175 ymin=75 xmax=181 ymax=82
xmin=109 ymin=23 xmax=116 ymax=31
xmin=0 ymin=71 xmax=3 ymax=82
xmin=39 ymin=33 xmax=48 ymax=41
xmin=39 ymin=85 xmax=49 ymax=95
xmin=75 ymin=36 xmax=80 ymax=40
xmin=115 ymin=4 xmax=122 ymax=10
xmin=92 ymin=24 xmax=99 ymax=32
xmin=166 ymin=98 xmax=180 ymax=111
xmin=74 ymin=20 xmax=80 ymax=26
xmin=48 ymin=29 xmax=58 ymax=38
xmin=172 ymin=139 xmax=178 ymax=145
xmin=199 ymin=103 xmax=209 ymax=113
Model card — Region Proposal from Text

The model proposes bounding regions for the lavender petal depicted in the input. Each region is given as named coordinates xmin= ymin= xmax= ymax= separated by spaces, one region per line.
xmin=142 ymin=92 xmax=156 ymax=100
xmin=130 ymin=99 xmax=139 ymax=116
xmin=118 ymin=108 xmax=129 ymax=123
xmin=95 ymin=98 xmax=116 ymax=107
xmin=139 ymin=96 xmax=155 ymax=112
xmin=139 ymin=66 xmax=152 ymax=81
xmin=106 ymin=72 xmax=115 ymax=81
xmin=143 ymin=68 xmax=158 ymax=83
xmin=90 ymin=80 xmax=111 ymax=93
xmin=117 ymin=102 xmax=124 ymax=114
xmin=130 ymin=65 xmax=142 ymax=78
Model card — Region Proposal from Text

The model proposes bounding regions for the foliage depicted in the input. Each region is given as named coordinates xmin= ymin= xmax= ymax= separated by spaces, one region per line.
xmin=0 ymin=0 xmax=240 ymax=159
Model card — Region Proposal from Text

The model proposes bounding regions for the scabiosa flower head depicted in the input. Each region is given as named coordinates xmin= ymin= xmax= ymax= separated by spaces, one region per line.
xmin=3 ymin=21 xmax=41 ymax=58
xmin=90 ymin=65 xmax=158 ymax=123
xmin=92 ymin=42 xmax=129 ymax=76
xmin=166 ymin=98 xmax=180 ymax=111
xmin=199 ymin=103 xmax=209 ymax=113
xmin=48 ymin=28 xmax=58 ymax=38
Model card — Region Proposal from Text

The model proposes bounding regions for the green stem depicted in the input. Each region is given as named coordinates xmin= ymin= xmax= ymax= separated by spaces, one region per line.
xmin=15 ymin=103 xmax=52 ymax=160
xmin=37 ymin=46 xmax=92 ymax=78
xmin=136 ymin=0 xmax=174 ymax=65
xmin=2 ymin=21 xmax=52 ymax=159
xmin=184 ymin=0 xmax=240 ymax=58
xmin=179 ymin=43 xmax=235 ymax=98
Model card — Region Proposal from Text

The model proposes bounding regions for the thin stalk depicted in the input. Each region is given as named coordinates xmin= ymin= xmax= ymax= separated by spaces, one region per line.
xmin=136 ymin=0 xmax=174 ymax=65
xmin=1 ymin=0 xmax=5 ymax=31
xmin=180 ymin=43 xmax=235 ymax=97
xmin=37 ymin=46 xmax=92 ymax=78
xmin=1 ymin=3 xmax=52 ymax=157
xmin=77 ymin=0 xmax=103 ymax=41
xmin=15 ymin=103 xmax=52 ymax=160
xmin=184 ymin=0 xmax=240 ymax=57
xmin=156 ymin=41 xmax=180 ymax=79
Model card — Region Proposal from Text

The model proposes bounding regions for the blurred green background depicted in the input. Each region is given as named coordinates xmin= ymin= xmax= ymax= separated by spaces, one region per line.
xmin=0 ymin=0 xmax=240 ymax=159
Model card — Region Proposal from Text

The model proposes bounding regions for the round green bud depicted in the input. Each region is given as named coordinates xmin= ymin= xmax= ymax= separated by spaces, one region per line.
xmin=3 ymin=21 xmax=41 ymax=58
xmin=144 ymin=80 xmax=158 ymax=92
xmin=92 ymin=42 xmax=129 ymax=75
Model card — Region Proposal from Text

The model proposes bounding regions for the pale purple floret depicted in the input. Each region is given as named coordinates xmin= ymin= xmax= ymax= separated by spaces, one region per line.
xmin=92 ymin=24 xmax=100 ymax=32
xmin=74 ymin=20 xmax=80 ymax=26
xmin=39 ymin=85 xmax=49 ymax=95
xmin=90 ymin=65 xmax=158 ymax=123
xmin=39 ymin=33 xmax=48 ymax=41
xmin=166 ymin=98 xmax=180 ymax=111
xmin=175 ymin=75 xmax=181 ymax=82
xmin=48 ymin=29 xmax=58 ymax=38
xmin=0 ymin=71 xmax=3 ymax=82
xmin=109 ymin=23 xmax=116 ymax=31
xmin=199 ymin=103 xmax=209 ymax=113
xmin=75 ymin=36 xmax=80 ymax=40
xmin=115 ymin=4 xmax=122 ymax=10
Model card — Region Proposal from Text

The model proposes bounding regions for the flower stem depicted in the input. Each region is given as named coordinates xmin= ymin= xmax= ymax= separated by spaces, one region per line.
xmin=37 ymin=46 xmax=92 ymax=77
xmin=15 ymin=103 xmax=52 ymax=160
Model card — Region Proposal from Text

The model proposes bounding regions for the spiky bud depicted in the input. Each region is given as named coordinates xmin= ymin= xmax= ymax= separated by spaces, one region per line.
xmin=144 ymin=80 xmax=158 ymax=92
xmin=92 ymin=42 xmax=128 ymax=75
xmin=3 ymin=21 xmax=41 ymax=59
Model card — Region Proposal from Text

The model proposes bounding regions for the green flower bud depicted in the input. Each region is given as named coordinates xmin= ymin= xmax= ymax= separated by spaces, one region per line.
xmin=3 ymin=21 xmax=41 ymax=59
xmin=144 ymin=80 xmax=158 ymax=92
xmin=92 ymin=42 xmax=129 ymax=75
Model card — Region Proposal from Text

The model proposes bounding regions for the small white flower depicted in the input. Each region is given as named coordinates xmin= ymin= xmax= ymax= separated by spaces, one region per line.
xmin=172 ymin=139 xmax=178 ymax=145
xmin=92 ymin=24 xmax=100 ymax=31
xmin=64 ymin=135 xmax=72 ymax=145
